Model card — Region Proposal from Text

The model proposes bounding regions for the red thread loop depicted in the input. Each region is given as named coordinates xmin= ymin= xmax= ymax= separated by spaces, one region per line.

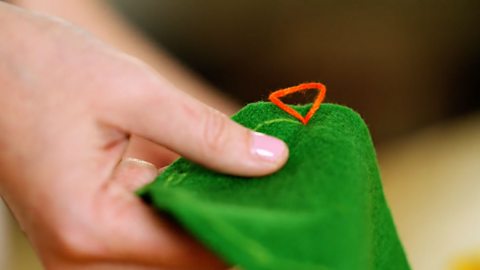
xmin=268 ymin=82 xmax=327 ymax=125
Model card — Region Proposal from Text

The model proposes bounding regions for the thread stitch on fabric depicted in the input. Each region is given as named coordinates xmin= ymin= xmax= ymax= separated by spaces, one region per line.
xmin=163 ymin=172 xmax=188 ymax=187
xmin=253 ymin=118 xmax=302 ymax=131
xmin=269 ymin=82 xmax=327 ymax=125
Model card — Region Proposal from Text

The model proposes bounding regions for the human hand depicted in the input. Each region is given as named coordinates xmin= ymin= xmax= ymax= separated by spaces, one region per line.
xmin=0 ymin=3 xmax=288 ymax=270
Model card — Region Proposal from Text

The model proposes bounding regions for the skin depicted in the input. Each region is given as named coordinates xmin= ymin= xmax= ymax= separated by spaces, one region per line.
xmin=9 ymin=0 xmax=241 ymax=169
xmin=0 ymin=3 xmax=288 ymax=270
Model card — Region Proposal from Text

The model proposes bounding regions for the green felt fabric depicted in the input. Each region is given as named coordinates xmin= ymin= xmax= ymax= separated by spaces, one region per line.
xmin=138 ymin=102 xmax=410 ymax=270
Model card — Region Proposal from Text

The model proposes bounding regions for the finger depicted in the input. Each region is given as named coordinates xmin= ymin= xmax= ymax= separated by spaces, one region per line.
xmin=124 ymin=135 xmax=178 ymax=168
xmin=99 ymin=161 xmax=227 ymax=269
xmin=112 ymin=157 xmax=158 ymax=192
xmin=104 ymin=78 xmax=289 ymax=177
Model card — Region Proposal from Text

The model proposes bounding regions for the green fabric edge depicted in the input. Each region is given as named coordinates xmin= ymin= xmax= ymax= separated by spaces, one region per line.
xmin=137 ymin=102 xmax=410 ymax=270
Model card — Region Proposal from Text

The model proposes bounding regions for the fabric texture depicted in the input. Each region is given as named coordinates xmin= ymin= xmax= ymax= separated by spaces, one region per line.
xmin=138 ymin=102 xmax=410 ymax=270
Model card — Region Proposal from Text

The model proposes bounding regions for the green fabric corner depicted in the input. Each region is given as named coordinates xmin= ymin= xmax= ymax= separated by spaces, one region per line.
xmin=138 ymin=102 xmax=410 ymax=270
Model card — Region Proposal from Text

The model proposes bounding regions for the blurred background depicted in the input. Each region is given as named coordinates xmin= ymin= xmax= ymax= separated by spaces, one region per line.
xmin=1 ymin=1 xmax=479 ymax=269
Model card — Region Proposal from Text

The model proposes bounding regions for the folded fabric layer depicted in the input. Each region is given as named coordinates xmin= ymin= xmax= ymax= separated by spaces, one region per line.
xmin=138 ymin=102 xmax=410 ymax=270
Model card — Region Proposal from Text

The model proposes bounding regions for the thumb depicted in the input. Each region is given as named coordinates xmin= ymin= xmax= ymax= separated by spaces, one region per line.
xmin=112 ymin=158 xmax=158 ymax=192
xmin=105 ymin=79 xmax=289 ymax=177
xmin=103 ymin=158 xmax=227 ymax=269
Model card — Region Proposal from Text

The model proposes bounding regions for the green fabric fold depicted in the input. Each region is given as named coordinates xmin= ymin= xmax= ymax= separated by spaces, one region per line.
xmin=138 ymin=102 xmax=410 ymax=270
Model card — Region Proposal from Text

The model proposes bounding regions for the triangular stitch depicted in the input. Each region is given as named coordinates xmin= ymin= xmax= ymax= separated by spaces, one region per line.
xmin=268 ymin=82 xmax=327 ymax=125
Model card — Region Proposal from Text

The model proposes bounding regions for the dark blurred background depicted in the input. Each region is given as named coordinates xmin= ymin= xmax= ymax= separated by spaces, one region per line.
xmin=111 ymin=0 xmax=480 ymax=142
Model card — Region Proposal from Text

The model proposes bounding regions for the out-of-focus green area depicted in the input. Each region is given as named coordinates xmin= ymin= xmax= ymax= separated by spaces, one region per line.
xmin=1 ymin=203 xmax=42 ymax=270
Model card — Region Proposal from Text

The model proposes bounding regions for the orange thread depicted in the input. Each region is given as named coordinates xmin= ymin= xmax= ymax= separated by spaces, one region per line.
xmin=268 ymin=82 xmax=327 ymax=125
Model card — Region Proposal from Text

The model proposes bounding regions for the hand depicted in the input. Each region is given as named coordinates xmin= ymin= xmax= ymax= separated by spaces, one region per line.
xmin=0 ymin=3 xmax=288 ymax=270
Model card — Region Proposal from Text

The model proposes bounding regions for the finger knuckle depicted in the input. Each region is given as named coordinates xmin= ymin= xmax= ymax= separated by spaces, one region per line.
xmin=202 ymin=109 xmax=229 ymax=155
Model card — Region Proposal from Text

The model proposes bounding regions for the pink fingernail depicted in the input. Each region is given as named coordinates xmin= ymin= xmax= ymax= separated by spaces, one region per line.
xmin=251 ymin=132 xmax=287 ymax=162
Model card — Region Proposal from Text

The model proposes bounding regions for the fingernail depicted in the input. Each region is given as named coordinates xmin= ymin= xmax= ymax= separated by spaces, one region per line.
xmin=115 ymin=158 xmax=159 ymax=191
xmin=251 ymin=132 xmax=287 ymax=162
xmin=122 ymin=157 xmax=157 ymax=170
